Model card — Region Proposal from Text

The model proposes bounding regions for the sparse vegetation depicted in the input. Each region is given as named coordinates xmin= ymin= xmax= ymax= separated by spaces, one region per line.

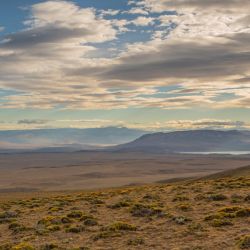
xmin=0 ymin=169 xmax=250 ymax=249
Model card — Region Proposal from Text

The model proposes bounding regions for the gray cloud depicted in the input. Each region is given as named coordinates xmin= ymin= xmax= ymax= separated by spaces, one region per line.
xmin=100 ymin=34 xmax=250 ymax=82
xmin=17 ymin=119 xmax=49 ymax=125
xmin=1 ymin=26 xmax=93 ymax=50
xmin=139 ymin=0 xmax=250 ymax=12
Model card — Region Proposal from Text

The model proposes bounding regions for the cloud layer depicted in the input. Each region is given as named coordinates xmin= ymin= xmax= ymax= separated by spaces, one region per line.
xmin=0 ymin=0 xmax=249 ymax=111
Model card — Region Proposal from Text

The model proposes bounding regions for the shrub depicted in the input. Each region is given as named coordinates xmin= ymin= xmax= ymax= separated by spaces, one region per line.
xmin=176 ymin=204 xmax=192 ymax=211
xmin=0 ymin=243 xmax=12 ymax=250
xmin=130 ymin=203 xmax=164 ymax=217
xmin=207 ymin=194 xmax=227 ymax=201
xmin=172 ymin=195 xmax=189 ymax=202
xmin=93 ymin=231 xmax=121 ymax=241
xmin=0 ymin=211 xmax=18 ymax=224
xmin=210 ymin=219 xmax=233 ymax=227
xmin=238 ymin=235 xmax=250 ymax=249
xmin=12 ymin=242 xmax=35 ymax=250
xmin=107 ymin=201 xmax=130 ymax=209
xmin=244 ymin=195 xmax=250 ymax=202
xmin=8 ymin=222 xmax=27 ymax=233
xmin=67 ymin=211 xmax=83 ymax=218
xmin=46 ymin=225 xmax=60 ymax=232
xmin=61 ymin=216 xmax=73 ymax=224
xmin=127 ymin=237 xmax=145 ymax=246
xmin=83 ymin=218 xmax=98 ymax=226
xmin=65 ymin=225 xmax=85 ymax=233
xmin=173 ymin=216 xmax=191 ymax=225
xmin=40 ymin=243 xmax=58 ymax=250
xmin=37 ymin=216 xmax=61 ymax=226
xmin=105 ymin=222 xmax=137 ymax=231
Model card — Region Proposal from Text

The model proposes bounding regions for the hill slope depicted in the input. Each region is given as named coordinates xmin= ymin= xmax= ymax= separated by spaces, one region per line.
xmin=0 ymin=165 xmax=249 ymax=249
xmin=113 ymin=130 xmax=250 ymax=153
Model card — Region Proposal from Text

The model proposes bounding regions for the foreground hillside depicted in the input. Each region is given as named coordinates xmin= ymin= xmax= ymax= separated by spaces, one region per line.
xmin=0 ymin=167 xmax=250 ymax=250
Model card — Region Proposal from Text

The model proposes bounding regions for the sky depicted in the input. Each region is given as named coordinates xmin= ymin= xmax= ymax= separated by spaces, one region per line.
xmin=0 ymin=0 xmax=250 ymax=131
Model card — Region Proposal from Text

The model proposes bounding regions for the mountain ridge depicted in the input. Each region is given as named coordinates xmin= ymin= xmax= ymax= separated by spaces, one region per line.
xmin=112 ymin=129 xmax=250 ymax=153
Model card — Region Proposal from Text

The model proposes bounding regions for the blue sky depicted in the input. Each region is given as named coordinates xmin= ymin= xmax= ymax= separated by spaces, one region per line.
xmin=0 ymin=0 xmax=250 ymax=131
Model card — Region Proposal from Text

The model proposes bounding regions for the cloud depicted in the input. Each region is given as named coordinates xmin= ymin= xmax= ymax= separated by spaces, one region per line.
xmin=17 ymin=119 xmax=49 ymax=125
xmin=0 ymin=26 xmax=4 ymax=32
xmin=0 ymin=0 xmax=249 ymax=111
xmin=132 ymin=16 xmax=154 ymax=26
xmin=126 ymin=7 xmax=149 ymax=15
xmin=99 ymin=9 xmax=120 ymax=17
xmin=101 ymin=34 xmax=250 ymax=82
xmin=136 ymin=0 xmax=250 ymax=13
xmin=131 ymin=119 xmax=250 ymax=131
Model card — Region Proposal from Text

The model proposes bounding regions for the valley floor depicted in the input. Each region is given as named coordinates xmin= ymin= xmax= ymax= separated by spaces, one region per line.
xmin=1 ymin=152 xmax=250 ymax=192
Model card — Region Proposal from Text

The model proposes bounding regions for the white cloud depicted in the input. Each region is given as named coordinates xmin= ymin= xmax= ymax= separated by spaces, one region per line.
xmin=99 ymin=9 xmax=120 ymax=17
xmin=126 ymin=7 xmax=148 ymax=15
xmin=132 ymin=16 xmax=154 ymax=26
xmin=128 ymin=119 xmax=250 ymax=131
xmin=0 ymin=26 xmax=4 ymax=32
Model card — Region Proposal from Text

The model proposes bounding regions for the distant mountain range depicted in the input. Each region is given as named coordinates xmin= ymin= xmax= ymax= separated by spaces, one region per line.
xmin=112 ymin=130 xmax=250 ymax=153
xmin=0 ymin=127 xmax=147 ymax=152
xmin=1 ymin=128 xmax=250 ymax=154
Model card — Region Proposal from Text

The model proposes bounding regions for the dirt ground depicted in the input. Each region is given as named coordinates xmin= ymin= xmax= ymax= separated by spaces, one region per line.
xmin=0 ymin=152 xmax=250 ymax=192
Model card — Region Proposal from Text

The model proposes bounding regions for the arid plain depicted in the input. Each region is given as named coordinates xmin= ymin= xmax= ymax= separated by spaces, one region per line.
xmin=0 ymin=152 xmax=250 ymax=192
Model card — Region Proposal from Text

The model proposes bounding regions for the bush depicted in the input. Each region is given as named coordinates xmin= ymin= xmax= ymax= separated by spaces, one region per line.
xmin=210 ymin=219 xmax=233 ymax=227
xmin=130 ymin=203 xmax=164 ymax=217
xmin=12 ymin=242 xmax=35 ymax=250
xmin=173 ymin=216 xmax=191 ymax=225
xmin=93 ymin=231 xmax=121 ymax=241
xmin=207 ymin=194 xmax=227 ymax=201
xmin=238 ymin=235 xmax=250 ymax=249
xmin=8 ymin=222 xmax=27 ymax=233
xmin=105 ymin=222 xmax=137 ymax=231
xmin=83 ymin=218 xmax=98 ymax=226
xmin=127 ymin=237 xmax=145 ymax=246
xmin=107 ymin=201 xmax=130 ymax=209
xmin=40 ymin=243 xmax=58 ymax=250
xmin=67 ymin=211 xmax=83 ymax=218
xmin=244 ymin=195 xmax=250 ymax=202
xmin=0 ymin=243 xmax=12 ymax=250
xmin=172 ymin=195 xmax=189 ymax=202
xmin=65 ymin=225 xmax=85 ymax=233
